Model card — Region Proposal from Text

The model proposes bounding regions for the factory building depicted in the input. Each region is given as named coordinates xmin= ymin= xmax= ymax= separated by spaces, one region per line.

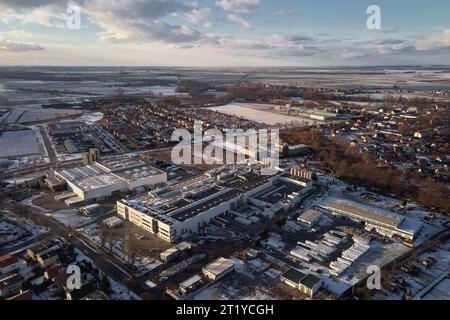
xmin=117 ymin=166 xmax=313 ymax=242
xmin=54 ymin=154 xmax=167 ymax=204
xmin=317 ymin=197 xmax=422 ymax=241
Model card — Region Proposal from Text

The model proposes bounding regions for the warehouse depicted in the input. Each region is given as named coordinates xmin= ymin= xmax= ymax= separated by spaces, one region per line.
xmin=317 ymin=197 xmax=422 ymax=241
xmin=179 ymin=275 xmax=203 ymax=295
xmin=202 ymin=257 xmax=235 ymax=281
xmin=280 ymin=268 xmax=323 ymax=298
xmin=297 ymin=209 xmax=323 ymax=228
xmin=160 ymin=247 xmax=180 ymax=262
xmin=54 ymin=154 xmax=167 ymax=202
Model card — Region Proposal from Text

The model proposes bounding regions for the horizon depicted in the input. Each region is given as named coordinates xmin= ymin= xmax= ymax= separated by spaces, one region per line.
xmin=2 ymin=64 xmax=450 ymax=69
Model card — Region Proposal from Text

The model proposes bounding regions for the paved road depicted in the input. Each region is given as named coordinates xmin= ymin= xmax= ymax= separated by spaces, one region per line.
xmin=2 ymin=201 xmax=147 ymax=298
xmin=38 ymin=125 xmax=57 ymax=162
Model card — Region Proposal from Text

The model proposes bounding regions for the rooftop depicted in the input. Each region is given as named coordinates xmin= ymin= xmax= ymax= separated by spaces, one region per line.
xmin=0 ymin=273 xmax=24 ymax=290
xmin=319 ymin=198 xmax=404 ymax=228
xmin=0 ymin=254 xmax=18 ymax=268
xmin=171 ymin=188 xmax=241 ymax=222
xmin=96 ymin=156 xmax=146 ymax=172
xmin=298 ymin=209 xmax=323 ymax=223
xmin=282 ymin=268 xmax=306 ymax=284
xmin=180 ymin=275 xmax=202 ymax=289
xmin=56 ymin=155 xmax=165 ymax=192
xmin=203 ymin=257 xmax=235 ymax=276
xmin=253 ymin=180 xmax=304 ymax=205
xmin=282 ymin=268 xmax=322 ymax=289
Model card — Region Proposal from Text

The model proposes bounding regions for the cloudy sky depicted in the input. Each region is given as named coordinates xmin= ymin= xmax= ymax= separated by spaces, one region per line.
xmin=1 ymin=0 xmax=450 ymax=66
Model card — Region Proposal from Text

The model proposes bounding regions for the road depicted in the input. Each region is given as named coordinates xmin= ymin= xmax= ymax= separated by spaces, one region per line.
xmin=38 ymin=125 xmax=57 ymax=162
xmin=2 ymin=200 xmax=148 ymax=298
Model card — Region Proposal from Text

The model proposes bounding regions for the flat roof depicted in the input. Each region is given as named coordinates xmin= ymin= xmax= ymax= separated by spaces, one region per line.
xmin=282 ymin=268 xmax=321 ymax=289
xmin=203 ymin=257 xmax=234 ymax=276
xmin=0 ymin=273 xmax=24 ymax=289
xmin=121 ymin=167 xmax=276 ymax=224
xmin=114 ymin=165 xmax=165 ymax=182
xmin=225 ymin=171 xmax=271 ymax=192
xmin=180 ymin=275 xmax=202 ymax=289
xmin=300 ymin=274 xmax=322 ymax=288
xmin=97 ymin=156 xmax=144 ymax=172
xmin=56 ymin=156 xmax=165 ymax=192
xmin=253 ymin=180 xmax=304 ymax=205
xmin=298 ymin=209 xmax=322 ymax=223
xmin=319 ymin=198 xmax=403 ymax=228
xmin=171 ymin=188 xmax=241 ymax=222
xmin=282 ymin=268 xmax=306 ymax=283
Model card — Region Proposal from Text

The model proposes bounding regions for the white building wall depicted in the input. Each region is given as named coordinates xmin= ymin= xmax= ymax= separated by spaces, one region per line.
xmin=125 ymin=172 xmax=167 ymax=190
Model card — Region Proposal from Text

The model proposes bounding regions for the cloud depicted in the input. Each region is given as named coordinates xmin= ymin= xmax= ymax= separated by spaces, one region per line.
xmin=0 ymin=0 xmax=68 ymax=10
xmin=204 ymin=33 xmax=323 ymax=59
xmin=1 ymin=0 xmax=449 ymax=64
xmin=184 ymin=7 xmax=212 ymax=24
xmin=0 ymin=36 xmax=44 ymax=52
xmin=273 ymin=9 xmax=299 ymax=17
xmin=0 ymin=0 xmax=205 ymax=45
xmin=227 ymin=14 xmax=252 ymax=29
xmin=215 ymin=0 xmax=259 ymax=29
xmin=215 ymin=0 xmax=260 ymax=14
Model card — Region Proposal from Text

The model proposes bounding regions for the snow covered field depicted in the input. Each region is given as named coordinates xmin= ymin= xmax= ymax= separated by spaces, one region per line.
xmin=209 ymin=103 xmax=316 ymax=126
xmin=1 ymin=107 xmax=81 ymax=124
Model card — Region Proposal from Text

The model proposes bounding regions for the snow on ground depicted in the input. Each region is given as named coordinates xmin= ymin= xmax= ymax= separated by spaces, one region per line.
xmin=74 ymin=248 xmax=141 ymax=300
xmin=209 ymin=103 xmax=317 ymax=126
xmin=78 ymin=224 xmax=162 ymax=275
xmin=264 ymin=268 xmax=283 ymax=279
xmin=0 ymin=211 xmax=46 ymax=249
xmin=47 ymin=209 xmax=91 ymax=228
xmin=72 ymin=112 xmax=103 ymax=124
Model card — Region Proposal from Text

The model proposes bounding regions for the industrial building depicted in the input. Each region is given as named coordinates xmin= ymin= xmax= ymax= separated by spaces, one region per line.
xmin=179 ymin=274 xmax=203 ymax=295
xmin=103 ymin=216 xmax=123 ymax=228
xmin=54 ymin=154 xmax=167 ymax=204
xmin=117 ymin=165 xmax=313 ymax=242
xmin=316 ymin=197 xmax=422 ymax=241
xmin=280 ymin=268 xmax=323 ymax=298
xmin=297 ymin=209 xmax=323 ymax=228
xmin=202 ymin=257 xmax=235 ymax=281
xmin=160 ymin=247 xmax=181 ymax=262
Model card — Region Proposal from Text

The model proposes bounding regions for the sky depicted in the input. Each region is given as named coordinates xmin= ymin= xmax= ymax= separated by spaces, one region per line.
xmin=0 ymin=0 xmax=449 ymax=66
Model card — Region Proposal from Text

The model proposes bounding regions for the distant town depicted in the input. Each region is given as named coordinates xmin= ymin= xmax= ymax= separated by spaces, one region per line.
xmin=0 ymin=66 xmax=449 ymax=301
